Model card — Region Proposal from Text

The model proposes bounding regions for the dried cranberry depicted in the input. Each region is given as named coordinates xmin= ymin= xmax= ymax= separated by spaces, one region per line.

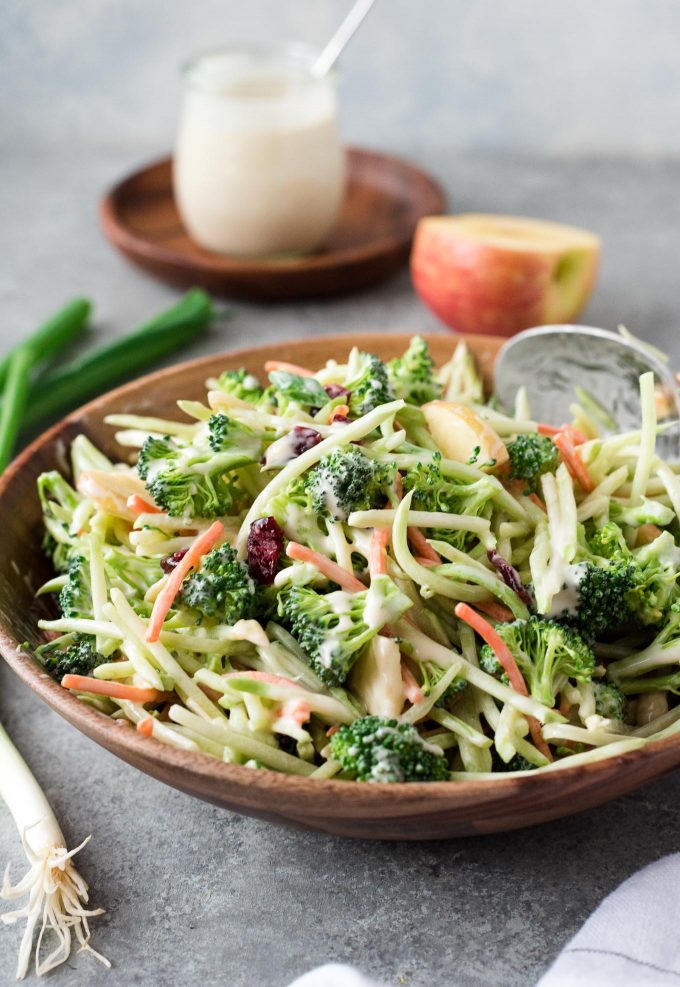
xmin=324 ymin=384 xmax=351 ymax=401
xmin=487 ymin=550 xmax=533 ymax=606
xmin=331 ymin=415 xmax=351 ymax=425
xmin=247 ymin=516 xmax=285 ymax=585
xmin=160 ymin=548 xmax=189 ymax=574
xmin=290 ymin=426 xmax=322 ymax=456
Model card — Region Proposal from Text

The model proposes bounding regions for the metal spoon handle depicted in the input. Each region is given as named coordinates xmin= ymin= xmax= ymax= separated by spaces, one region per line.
xmin=312 ymin=0 xmax=376 ymax=77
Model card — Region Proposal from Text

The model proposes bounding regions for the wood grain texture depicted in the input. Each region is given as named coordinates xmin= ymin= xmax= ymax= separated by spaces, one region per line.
xmin=1 ymin=332 xmax=678 ymax=840
xmin=99 ymin=150 xmax=445 ymax=301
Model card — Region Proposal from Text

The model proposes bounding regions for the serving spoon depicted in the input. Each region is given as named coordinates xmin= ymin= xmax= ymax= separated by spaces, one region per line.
xmin=312 ymin=0 xmax=377 ymax=77
xmin=495 ymin=324 xmax=680 ymax=456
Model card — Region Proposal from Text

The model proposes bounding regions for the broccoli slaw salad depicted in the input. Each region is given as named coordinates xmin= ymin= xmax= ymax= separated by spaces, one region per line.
xmin=32 ymin=336 xmax=680 ymax=785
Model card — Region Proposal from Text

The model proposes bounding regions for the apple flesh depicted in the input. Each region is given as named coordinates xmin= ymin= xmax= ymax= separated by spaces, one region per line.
xmin=411 ymin=214 xmax=600 ymax=337
xmin=421 ymin=400 xmax=508 ymax=471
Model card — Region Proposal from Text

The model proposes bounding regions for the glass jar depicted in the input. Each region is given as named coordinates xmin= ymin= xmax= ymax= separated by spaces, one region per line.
xmin=173 ymin=44 xmax=346 ymax=257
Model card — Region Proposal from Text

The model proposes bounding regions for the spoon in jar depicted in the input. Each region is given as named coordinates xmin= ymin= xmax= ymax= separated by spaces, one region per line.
xmin=494 ymin=324 xmax=680 ymax=456
xmin=312 ymin=0 xmax=377 ymax=77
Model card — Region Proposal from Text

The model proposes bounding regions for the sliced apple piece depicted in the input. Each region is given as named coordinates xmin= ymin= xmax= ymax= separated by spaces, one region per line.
xmin=349 ymin=637 xmax=404 ymax=718
xmin=411 ymin=213 xmax=600 ymax=337
xmin=422 ymin=400 xmax=508 ymax=470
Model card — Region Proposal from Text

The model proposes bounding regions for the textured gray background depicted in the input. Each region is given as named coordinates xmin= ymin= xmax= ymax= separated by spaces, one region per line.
xmin=2 ymin=3 xmax=680 ymax=986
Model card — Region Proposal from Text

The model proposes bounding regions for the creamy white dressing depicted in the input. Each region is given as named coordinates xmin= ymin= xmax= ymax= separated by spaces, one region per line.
xmin=544 ymin=561 xmax=589 ymax=618
xmin=242 ymin=374 xmax=261 ymax=392
xmin=274 ymin=562 xmax=322 ymax=589
xmin=363 ymin=583 xmax=394 ymax=630
xmin=374 ymin=724 xmax=444 ymax=757
xmin=314 ymin=475 xmax=346 ymax=521
xmin=262 ymin=432 xmax=302 ymax=469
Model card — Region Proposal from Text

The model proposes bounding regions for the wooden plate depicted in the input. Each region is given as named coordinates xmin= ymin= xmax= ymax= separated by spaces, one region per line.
xmin=2 ymin=333 xmax=679 ymax=840
xmin=99 ymin=150 xmax=445 ymax=301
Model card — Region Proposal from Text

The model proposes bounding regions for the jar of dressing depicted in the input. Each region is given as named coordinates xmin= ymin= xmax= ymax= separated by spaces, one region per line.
xmin=173 ymin=45 xmax=346 ymax=257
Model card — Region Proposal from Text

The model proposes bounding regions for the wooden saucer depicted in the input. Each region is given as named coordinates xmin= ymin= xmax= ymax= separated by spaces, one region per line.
xmin=99 ymin=148 xmax=445 ymax=301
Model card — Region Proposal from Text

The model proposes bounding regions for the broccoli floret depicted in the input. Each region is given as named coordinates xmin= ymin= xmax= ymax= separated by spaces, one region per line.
xmin=506 ymin=434 xmax=559 ymax=495
xmin=267 ymin=371 xmax=328 ymax=411
xmin=181 ymin=544 xmax=258 ymax=623
xmin=480 ymin=616 xmax=594 ymax=706
xmin=492 ymin=751 xmax=538 ymax=772
xmin=593 ymin=680 xmax=626 ymax=720
xmin=587 ymin=521 xmax=630 ymax=562
xmin=102 ymin=544 xmax=164 ymax=601
xmin=208 ymin=412 xmax=267 ymax=459
xmin=305 ymin=447 xmax=393 ymax=522
xmin=269 ymin=475 xmax=333 ymax=555
xmin=215 ymin=368 xmax=264 ymax=404
xmin=42 ymin=637 xmax=101 ymax=682
xmin=586 ymin=526 xmax=679 ymax=626
xmin=329 ymin=715 xmax=449 ymax=782
xmin=571 ymin=561 xmax=637 ymax=638
xmin=479 ymin=648 xmax=508 ymax=682
xmin=418 ymin=661 xmax=467 ymax=707
xmin=386 ymin=336 xmax=442 ymax=406
xmin=402 ymin=452 xmax=496 ymax=550
xmin=137 ymin=434 xmax=251 ymax=519
xmin=609 ymin=602 xmax=680 ymax=691
xmin=345 ymin=351 xmax=393 ymax=417
xmin=280 ymin=575 xmax=412 ymax=686
xmin=610 ymin=498 xmax=675 ymax=529
xmin=37 ymin=471 xmax=82 ymax=572
xmin=59 ymin=555 xmax=93 ymax=620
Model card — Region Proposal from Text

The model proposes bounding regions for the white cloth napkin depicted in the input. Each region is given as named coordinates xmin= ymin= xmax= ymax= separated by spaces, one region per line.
xmin=288 ymin=854 xmax=680 ymax=987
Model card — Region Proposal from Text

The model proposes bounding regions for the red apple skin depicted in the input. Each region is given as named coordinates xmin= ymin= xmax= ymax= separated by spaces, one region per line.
xmin=410 ymin=217 xmax=600 ymax=337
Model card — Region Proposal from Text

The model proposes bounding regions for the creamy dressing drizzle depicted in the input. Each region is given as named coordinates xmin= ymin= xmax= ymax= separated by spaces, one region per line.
xmin=545 ymin=561 xmax=589 ymax=618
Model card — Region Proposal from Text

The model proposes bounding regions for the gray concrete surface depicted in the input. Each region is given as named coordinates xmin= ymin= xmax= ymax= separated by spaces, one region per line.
xmin=1 ymin=145 xmax=680 ymax=987
xmin=5 ymin=0 xmax=680 ymax=156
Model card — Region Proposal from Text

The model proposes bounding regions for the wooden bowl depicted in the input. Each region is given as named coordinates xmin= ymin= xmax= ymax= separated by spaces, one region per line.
xmin=2 ymin=332 xmax=679 ymax=840
xmin=99 ymin=150 xmax=445 ymax=301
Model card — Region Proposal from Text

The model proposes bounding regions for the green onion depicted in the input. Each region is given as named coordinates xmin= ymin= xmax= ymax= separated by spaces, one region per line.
xmin=0 ymin=298 xmax=91 ymax=393
xmin=0 ymin=720 xmax=108 ymax=977
xmin=0 ymin=346 xmax=33 ymax=469
xmin=19 ymin=289 xmax=214 ymax=433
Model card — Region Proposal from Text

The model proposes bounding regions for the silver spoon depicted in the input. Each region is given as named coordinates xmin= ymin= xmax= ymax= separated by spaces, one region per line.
xmin=495 ymin=324 xmax=680 ymax=455
xmin=312 ymin=0 xmax=377 ymax=78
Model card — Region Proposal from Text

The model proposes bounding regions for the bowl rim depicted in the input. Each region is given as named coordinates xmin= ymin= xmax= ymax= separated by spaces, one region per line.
xmin=1 ymin=331 xmax=679 ymax=803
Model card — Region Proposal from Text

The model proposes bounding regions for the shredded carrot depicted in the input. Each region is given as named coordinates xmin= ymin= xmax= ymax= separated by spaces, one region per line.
xmin=408 ymin=526 xmax=442 ymax=563
xmin=326 ymin=724 xmax=340 ymax=738
xmin=392 ymin=471 xmax=442 ymax=564
xmin=264 ymin=360 xmax=314 ymax=377
xmin=454 ymin=603 xmax=552 ymax=761
xmin=369 ymin=527 xmax=391 ymax=577
xmin=553 ymin=431 xmax=594 ymax=492
xmin=415 ymin=556 xmax=439 ymax=568
xmin=454 ymin=603 xmax=526 ymax=694
xmin=137 ymin=717 xmax=154 ymax=737
xmin=401 ymin=661 xmax=425 ymax=705
xmin=146 ymin=520 xmax=225 ymax=642
xmin=537 ymin=423 xmax=587 ymax=445
xmin=287 ymin=542 xmax=365 ymax=593
xmin=529 ymin=492 xmax=547 ymax=512
xmin=329 ymin=404 xmax=350 ymax=423
xmin=127 ymin=494 xmax=161 ymax=516
xmin=475 ymin=599 xmax=515 ymax=623
xmin=61 ymin=674 xmax=170 ymax=704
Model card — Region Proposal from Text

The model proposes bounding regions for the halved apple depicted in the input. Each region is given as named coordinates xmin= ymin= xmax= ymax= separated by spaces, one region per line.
xmin=422 ymin=400 xmax=508 ymax=470
xmin=411 ymin=213 xmax=600 ymax=336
